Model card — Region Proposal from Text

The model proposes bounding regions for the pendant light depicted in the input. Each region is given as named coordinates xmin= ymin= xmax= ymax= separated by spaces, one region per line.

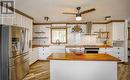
xmin=76 ymin=14 xmax=82 ymax=21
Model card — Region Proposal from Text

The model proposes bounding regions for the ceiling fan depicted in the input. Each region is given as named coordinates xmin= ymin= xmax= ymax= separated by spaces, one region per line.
xmin=63 ymin=7 xmax=96 ymax=21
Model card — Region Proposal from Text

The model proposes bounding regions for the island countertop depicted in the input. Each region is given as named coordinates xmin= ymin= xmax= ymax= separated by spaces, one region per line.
xmin=47 ymin=53 xmax=120 ymax=61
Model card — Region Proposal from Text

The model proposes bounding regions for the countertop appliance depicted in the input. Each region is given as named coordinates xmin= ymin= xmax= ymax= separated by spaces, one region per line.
xmin=0 ymin=25 xmax=29 ymax=80
xmin=84 ymin=48 xmax=99 ymax=53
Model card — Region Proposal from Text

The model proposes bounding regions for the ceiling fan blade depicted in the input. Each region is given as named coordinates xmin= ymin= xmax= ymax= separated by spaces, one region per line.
xmin=80 ymin=8 xmax=96 ymax=14
xmin=62 ymin=12 xmax=77 ymax=15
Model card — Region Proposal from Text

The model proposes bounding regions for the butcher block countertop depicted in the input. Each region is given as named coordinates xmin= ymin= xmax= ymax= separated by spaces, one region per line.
xmin=32 ymin=45 xmax=112 ymax=48
xmin=65 ymin=45 xmax=112 ymax=48
xmin=47 ymin=53 xmax=120 ymax=61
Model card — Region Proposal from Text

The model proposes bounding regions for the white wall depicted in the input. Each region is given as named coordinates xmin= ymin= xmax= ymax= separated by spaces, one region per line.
xmin=33 ymin=24 xmax=105 ymax=45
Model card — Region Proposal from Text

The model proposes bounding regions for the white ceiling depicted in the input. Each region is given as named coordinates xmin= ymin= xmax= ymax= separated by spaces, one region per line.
xmin=15 ymin=0 xmax=130 ymax=22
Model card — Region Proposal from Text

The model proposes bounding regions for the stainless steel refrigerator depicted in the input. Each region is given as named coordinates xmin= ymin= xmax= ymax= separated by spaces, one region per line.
xmin=0 ymin=25 xmax=29 ymax=80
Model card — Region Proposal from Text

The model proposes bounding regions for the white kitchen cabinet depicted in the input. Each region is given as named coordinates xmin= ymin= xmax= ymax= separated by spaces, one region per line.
xmin=112 ymin=22 xmax=125 ymax=41
xmin=22 ymin=16 xmax=27 ymax=28
xmin=99 ymin=48 xmax=113 ymax=54
xmin=13 ymin=13 xmax=22 ymax=27
xmin=91 ymin=24 xmax=107 ymax=33
xmin=22 ymin=16 xmax=32 ymax=29
xmin=98 ymin=48 xmax=107 ymax=54
xmin=112 ymin=47 xmax=125 ymax=61
xmin=29 ymin=48 xmax=39 ymax=65
xmin=99 ymin=47 xmax=125 ymax=61
xmin=38 ymin=47 xmax=50 ymax=60
xmin=29 ymin=49 xmax=33 ymax=65
xmin=2 ymin=14 xmax=13 ymax=25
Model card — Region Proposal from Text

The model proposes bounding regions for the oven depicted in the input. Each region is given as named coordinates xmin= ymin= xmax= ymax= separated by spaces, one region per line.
xmin=84 ymin=48 xmax=99 ymax=53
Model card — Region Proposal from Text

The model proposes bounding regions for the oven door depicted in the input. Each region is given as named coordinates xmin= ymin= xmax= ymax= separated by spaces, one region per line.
xmin=85 ymin=48 xmax=99 ymax=53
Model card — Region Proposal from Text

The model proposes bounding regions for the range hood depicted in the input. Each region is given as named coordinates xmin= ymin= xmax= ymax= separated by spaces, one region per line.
xmin=84 ymin=22 xmax=96 ymax=35
xmin=86 ymin=22 xmax=92 ymax=34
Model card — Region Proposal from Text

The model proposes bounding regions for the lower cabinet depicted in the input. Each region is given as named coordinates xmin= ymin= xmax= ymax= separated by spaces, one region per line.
xmin=99 ymin=47 xmax=125 ymax=61
xmin=29 ymin=48 xmax=38 ymax=65
xmin=38 ymin=47 xmax=51 ymax=60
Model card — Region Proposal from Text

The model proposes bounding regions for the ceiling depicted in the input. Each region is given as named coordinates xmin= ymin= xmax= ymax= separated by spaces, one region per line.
xmin=15 ymin=0 xmax=130 ymax=22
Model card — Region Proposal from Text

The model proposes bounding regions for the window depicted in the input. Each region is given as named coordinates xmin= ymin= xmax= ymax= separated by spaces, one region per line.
xmin=51 ymin=28 xmax=67 ymax=44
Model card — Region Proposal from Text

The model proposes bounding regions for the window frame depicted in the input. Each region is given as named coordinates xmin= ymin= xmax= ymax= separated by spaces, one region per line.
xmin=51 ymin=27 xmax=67 ymax=44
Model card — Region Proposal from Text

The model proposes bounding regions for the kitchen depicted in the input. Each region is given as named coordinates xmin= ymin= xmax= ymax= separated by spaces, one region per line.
xmin=0 ymin=0 xmax=130 ymax=80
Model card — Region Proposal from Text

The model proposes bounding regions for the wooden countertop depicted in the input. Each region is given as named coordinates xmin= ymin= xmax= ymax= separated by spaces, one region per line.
xmin=47 ymin=53 xmax=120 ymax=61
xmin=65 ymin=45 xmax=112 ymax=48
xmin=32 ymin=45 xmax=112 ymax=48
xmin=32 ymin=45 xmax=50 ymax=48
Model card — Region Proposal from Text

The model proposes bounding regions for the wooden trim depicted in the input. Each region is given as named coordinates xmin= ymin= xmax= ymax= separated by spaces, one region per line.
xmin=14 ymin=8 xmax=34 ymax=20
xmin=92 ymin=22 xmax=106 ymax=24
xmin=106 ymin=20 xmax=125 ymax=24
xmin=32 ymin=45 xmax=50 ymax=48
xmin=33 ymin=20 xmax=125 ymax=25
xmin=0 ymin=3 xmax=33 ymax=20
xmin=34 ymin=22 xmax=87 ymax=25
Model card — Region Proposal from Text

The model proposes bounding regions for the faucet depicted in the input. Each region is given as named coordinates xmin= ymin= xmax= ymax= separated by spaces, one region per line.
xmin=56 ymin=39 xmax=60 ymax=45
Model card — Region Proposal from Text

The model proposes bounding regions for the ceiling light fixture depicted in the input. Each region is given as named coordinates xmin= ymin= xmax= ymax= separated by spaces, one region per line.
xmin=76 ymin=14 xmax=82 ymax=21
xmin=105 ymin=16 xmax=111 ymax=20
xmin=44 ymin=17 xmax=49 ymax=21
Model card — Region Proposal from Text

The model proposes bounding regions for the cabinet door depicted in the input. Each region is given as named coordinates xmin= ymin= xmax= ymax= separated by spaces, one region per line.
xmin=29 ymin=19 xmax=33 ymax=40
xmin=112 ymin=47 xmax=125 ymax=61
xmin=98 ymin=48 xmax=106 ymax=54
xmin=22 ymin=16 xmax=27 ymax=28
xmin=38 ymin=47 xmax=45 ymax=60
xmin=16 ymin=13 xmax=22 ymax=27
xmin=13 ymin=13 xmax=22 ymax=27
xmin=2 ymin=14 xmax=13 ymax=25
xmin=0 ymin=14 xmax=4 ymax=25
xmin=43 ymin=47 xmax=51 ymax=60
xmin=112 ymin=22 xmax=125 ymax=41
xmin=30 ymin=48 xmax=38 ymax=64
xmin=38 ymin=47 xmax=50 ymax=60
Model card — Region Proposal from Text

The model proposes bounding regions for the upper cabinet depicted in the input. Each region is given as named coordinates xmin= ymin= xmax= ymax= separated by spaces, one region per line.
xmin=112 ymin=22 xmax=125 ymax=41
xmin=13 ymin=13 xmax=22 ymax=27
xmin=22 ymin=16 xmax=32 ymax=29
xmin=106 ymin=22 xmax=125 ymax=46
xmin=2 ymin=14 xmax=14 ymax=25
xmin=1 ymin=12 xmax=33 ymax=29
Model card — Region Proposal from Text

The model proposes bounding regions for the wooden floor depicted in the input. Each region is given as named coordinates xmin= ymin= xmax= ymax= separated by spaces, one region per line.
xmin=23 ymin=60 xmax=130 ymax=80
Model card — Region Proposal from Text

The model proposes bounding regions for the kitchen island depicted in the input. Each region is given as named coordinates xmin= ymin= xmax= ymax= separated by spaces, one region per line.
xmin=48 ymin=53 xmax=120 ymax=80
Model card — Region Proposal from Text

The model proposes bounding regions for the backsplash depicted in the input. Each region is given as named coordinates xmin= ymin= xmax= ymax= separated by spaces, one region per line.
xmin=33 ymin=24 xmax=106 ymax=45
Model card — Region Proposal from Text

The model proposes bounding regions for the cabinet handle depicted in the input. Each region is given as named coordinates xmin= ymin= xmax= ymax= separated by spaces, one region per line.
xmin=118 ymin=48 xmax=120 ymax=49
xmin=118 ymin=52 xmax=120 ymax=54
